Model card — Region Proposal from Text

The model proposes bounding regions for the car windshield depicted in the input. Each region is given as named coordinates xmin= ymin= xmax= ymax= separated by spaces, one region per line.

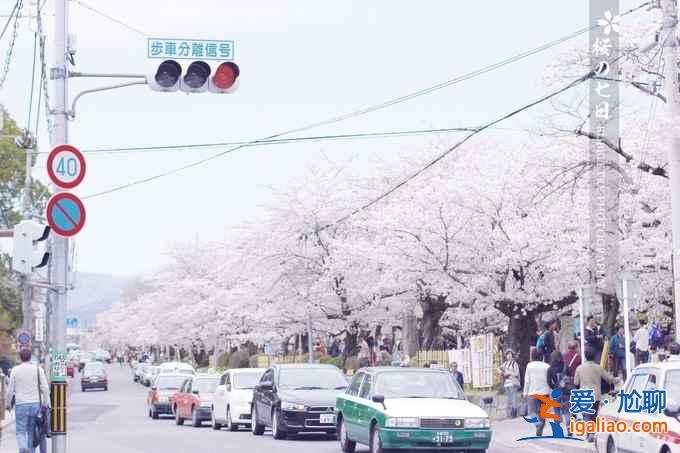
xmin=194 ymin=378 xmax=217 ymax=393
xmin=178 ymin=369 xmax=194 ymax=374
xmin=373 ymin=371 xmax=465 ymax=399
xmin=233 ymin=372 xmax=264 ymax=389
xmin=84 ymin=364 xmax=104 ymax=376
xmin=665 ymin=370 xmax=680 ymax=403
xmin=155 ymin=376 xmax=186 ymax=390
xmin=279 ymin=367 xmax=347 ymax=390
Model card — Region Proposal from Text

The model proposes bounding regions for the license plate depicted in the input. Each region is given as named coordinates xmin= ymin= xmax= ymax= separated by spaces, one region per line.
xmin=433 ymin=432 xmax=454 ymax=443
xmin=90 ymin=377 xmax=99 ymax=382
xmin=320 ymin=414 xmax=335 ymax=424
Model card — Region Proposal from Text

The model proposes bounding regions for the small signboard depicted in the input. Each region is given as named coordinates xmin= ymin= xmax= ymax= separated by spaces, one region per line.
xmin=51 ymin=351 xmax=67 ymax=382
xmin=47 ymin=144 xmax=86 ymax=189
xmin=147 ymin=38 xmax=234 ymax=60
xmin=16 ymin=330 xmax=31 ymax=347
xmin=46 ymin=193 xmax=86 ymax=237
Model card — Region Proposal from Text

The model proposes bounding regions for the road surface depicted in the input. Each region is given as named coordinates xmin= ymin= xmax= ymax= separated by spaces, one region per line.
xmin=0 ymin=364 xmax=590 ymax=452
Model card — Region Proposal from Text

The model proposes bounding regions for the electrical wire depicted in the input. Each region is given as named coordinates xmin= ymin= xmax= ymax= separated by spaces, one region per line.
xmin=38 ymin=126 xmax=498 ymax=155
xmin=36 ymin=0 xmax=53 ymax=135
xmin=0 ymin=0 xmax=22 ymax=90
xmin=0 ymin=0 xmax=19 ymax=41
xmin=26 ymin=30 xmax=38 ymax=130
xmin=70 ymin=0 xmax=148 ymax=37
xmin=81 ymin=1 xmax=651 ymax=200
xmin=318 ymin=70 xmax=597 ymax=231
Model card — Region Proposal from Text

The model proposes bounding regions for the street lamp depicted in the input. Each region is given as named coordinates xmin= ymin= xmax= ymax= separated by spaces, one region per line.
xmin=616 ymin=272 xmax=642 ymax=379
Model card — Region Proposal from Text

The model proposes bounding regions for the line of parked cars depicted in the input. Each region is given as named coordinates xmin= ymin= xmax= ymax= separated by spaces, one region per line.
xmin=141 ymin=360 xmax=494 ymax=453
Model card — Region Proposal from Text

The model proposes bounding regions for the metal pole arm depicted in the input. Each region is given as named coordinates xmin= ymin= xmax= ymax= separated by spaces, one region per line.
xmin=69 ymin=71 xmax=146 ymax=79
xmin=69 ymin=80 xmax=148 ymax=118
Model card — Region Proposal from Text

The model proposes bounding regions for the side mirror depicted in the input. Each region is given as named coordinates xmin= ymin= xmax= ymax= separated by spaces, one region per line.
xmin=151 ymin=386 xmax=157 ymax=391
xmin=257 ymin=382 xmax=273 ymax=391
xmin=192 ymin=389 xmax=199 ymax=395
xmin=372 ymin=394 xmax=386 ymax=409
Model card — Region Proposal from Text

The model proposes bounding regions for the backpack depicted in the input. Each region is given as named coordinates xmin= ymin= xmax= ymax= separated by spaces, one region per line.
xmin=536 ymin=332 xmax=546 ymax=353
xmin=650 ymin=325 xmax=664 ymax=348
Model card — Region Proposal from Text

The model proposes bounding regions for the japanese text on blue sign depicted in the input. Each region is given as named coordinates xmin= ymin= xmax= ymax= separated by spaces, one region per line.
xmin=147 ymin=38 xmax=234 ymax=60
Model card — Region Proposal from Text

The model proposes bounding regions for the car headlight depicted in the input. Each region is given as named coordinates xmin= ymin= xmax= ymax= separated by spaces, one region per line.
xmin=465 ymin=417 xmax=490 ymax=429
xmin=385 ymin=417 xmax=420 ymax=428
xmin=281 ymin=402 xmax=307 ymax=411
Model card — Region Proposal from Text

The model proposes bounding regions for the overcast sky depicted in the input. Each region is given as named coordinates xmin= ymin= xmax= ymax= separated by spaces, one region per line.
xmin=0 ymin=0 xmax=644 ymax=276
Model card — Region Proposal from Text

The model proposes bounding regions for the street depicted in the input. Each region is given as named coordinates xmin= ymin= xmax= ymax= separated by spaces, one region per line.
xmin=0 ymin=365 xmax=591 ymax=453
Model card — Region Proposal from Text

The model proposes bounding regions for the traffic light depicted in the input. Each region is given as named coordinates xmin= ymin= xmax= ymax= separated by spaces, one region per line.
xmin=11 ymin=220 xmax=50 ymax=275
xmin=148 ymin=60 xmax=240 ymax=93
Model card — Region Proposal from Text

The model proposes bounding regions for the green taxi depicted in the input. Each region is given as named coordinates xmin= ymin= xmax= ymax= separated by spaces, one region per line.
xmin=335 ymin=367 xmax=491 ymax=452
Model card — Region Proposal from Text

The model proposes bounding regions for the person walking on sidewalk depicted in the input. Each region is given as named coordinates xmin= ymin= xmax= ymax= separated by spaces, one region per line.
xmin=500 ymin=350 xmax=520 ymax=418
xmin=523 ymin=348 xmax=551 ymax=436
xmin=633 ymin=319 xmax=650 ymax=365
xmin=610 ymin=326 xmax=627 ymax=379
xmin=5 ymin=349 xmax=50 ymax=453
xmin=574 ymin=346 xmax=620 ymax=442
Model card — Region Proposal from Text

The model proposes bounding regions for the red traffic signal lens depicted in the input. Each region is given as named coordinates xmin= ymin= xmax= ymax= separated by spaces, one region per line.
xmin=184 ymin=61 xmax=211 ymax=89
xmin=155 ymin=60 xmax=181 ymax=88
xmin=212 ymin=62 xmax=240 ymax=90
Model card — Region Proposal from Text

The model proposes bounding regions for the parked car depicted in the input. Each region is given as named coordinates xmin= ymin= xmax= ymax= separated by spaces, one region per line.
xmin=251 ymin=364 xmax=347 ymax=439
xmin=81 ymin=362 xmax=108 ymax=391
xmin=142 ymin=366 xmax=160 ymax=386
xmin=94 ymin=349 xmax=112 ymax=364
xmin=159 ymin=361 xmax=196 ymax=376
xmin=172 ymin=374 xmax=219 ymax=427
xmin=147 ymin=373 xmax=189 ymax=419
xmin=78 ymin=352 xmax=94 ymax=372
xmin=212 ymin=368 xmax=266 ymax=431
xmin=134 ymin=363 xmax=149 ymax=383
xmin=595 ymin=360 xmax=680 ymax=453
xmin=335 ymin=367 xmax=491 ymax=453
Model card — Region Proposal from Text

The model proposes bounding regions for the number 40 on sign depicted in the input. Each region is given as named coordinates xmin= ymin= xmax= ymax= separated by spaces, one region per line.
xmin=47 ymin=144 xmax=86 ymax=189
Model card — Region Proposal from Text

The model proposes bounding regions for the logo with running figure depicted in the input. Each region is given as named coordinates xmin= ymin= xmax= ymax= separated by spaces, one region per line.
xmin=516 ymin=389 xmax=584 ymax=442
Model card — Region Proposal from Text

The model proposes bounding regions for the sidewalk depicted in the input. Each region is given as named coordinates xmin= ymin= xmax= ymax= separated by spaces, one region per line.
xmin=491 ymin=416 xmax=595 ymax=453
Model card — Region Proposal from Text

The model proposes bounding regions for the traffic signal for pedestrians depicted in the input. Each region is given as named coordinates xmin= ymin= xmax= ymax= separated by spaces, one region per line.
xmin=11 ymin=220 xmax=50 ymax=275
xmin=148 ymin=60 xmax=240 ymax=93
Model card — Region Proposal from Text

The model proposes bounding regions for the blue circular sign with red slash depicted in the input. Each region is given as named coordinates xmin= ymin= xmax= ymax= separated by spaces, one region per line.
xmin=47 ymin=192 xmax=86 ymax=237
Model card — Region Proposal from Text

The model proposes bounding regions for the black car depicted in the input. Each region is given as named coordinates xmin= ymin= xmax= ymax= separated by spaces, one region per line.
xmin=251 ymin=364 xmax=348 ymax=440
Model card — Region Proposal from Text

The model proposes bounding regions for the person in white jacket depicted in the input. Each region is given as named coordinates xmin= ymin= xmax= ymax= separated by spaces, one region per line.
xmin=6 ymin=349 xmax=50 ymax=453
xmin=523 ymin=347 xmax=551 ymax=436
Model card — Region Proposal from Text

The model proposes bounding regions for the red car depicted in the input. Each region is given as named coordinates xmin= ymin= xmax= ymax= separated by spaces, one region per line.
xmin=66 ymin=361 xmax=75 ymax=378
xmin=172 ymin=374 xmax=218 ymax=427
xmin=147 ymin=374 xmax=187 ymax=419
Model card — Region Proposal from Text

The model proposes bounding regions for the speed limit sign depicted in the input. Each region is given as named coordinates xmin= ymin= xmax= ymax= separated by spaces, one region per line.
xmin=47 ymin=144 xmax=86 ymax=189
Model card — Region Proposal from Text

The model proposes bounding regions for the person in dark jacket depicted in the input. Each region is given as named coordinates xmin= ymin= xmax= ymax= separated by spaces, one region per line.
xmin=610 ymin=326 xmax=626 ymax=380
xmin=450 ymin=362 xmax=464 ymax=387
xmin=547 ymin=350 xmax=567 ymax=432
xmin=584 ymin=316 xmax=604 ymax=363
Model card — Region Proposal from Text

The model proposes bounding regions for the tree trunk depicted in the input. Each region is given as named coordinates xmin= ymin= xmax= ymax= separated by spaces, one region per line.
xmin=343 ymin=325 xmax=358 ymax=359
xmin=420 ymin=295 xmax=448 ymax=350
xmin=506 ymin=313 xmax=537 ymax=387
xmin=601 ymin=293 xmax=619 ymax=337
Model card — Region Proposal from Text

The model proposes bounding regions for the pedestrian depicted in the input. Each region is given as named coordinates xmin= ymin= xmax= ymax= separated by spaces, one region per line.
xmin=547 ymin=350 xmax=568 ymax=431
xmin=584 ymin=316 xmax=604 ymax=363
xmin=5 ymin=349 xmax=50 ymax=453
xmin=562 ymin=341 xmax=581 ymax=378
xmin=633 ymin=319 xmax=650 ymax=365
xmin=610 ymin=326 xmax=626 ymax=380
xmin=499 ymin=350 xmax=520 ymax=418
xmin=574 ymin=346 xmax=620 ymax=442
xmin=523 ymin=347 xmax=551 ymax=437
xmin=666 ymin=342 xmax=680 ymax=362
xmin=357 ymin=337 xmax=370 ymax=368
xmin=449 ymin=362 xmax=464 ymax=388
xmin=377 ymin=345 xmax=392 ymax=366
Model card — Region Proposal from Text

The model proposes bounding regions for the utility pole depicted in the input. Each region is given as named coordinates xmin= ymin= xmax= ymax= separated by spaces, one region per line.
xmin=21 ymin=135 xmax=34 ymax=336
xmin=661 ymin=0 xmax=680 ymax=343
xmin=50 ymin=0 xmax=69 ymax=451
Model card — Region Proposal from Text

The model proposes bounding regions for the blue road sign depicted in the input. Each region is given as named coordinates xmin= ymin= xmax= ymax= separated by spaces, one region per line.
xmin=47 ymin=193 xmax=86 ymax=237
xmin=147 ymin=38 xmax=234 ymax=60
xmin=17 ymin=331 xmax=31 ymax=346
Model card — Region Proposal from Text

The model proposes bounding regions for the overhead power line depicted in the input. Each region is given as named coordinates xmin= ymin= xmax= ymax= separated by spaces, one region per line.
xmin=82 ymin=1 xmax=651 ymax=200
xmin=0 ymin=0 xmax=19 ymax=41
xmin=70 ymin=0 xmax=148 ymax=37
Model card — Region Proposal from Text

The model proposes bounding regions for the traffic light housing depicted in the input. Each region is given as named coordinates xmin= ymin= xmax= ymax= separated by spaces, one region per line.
xmin=148 ymin=60 xmax=240 ymax=93
xmin=11 ymin=220 xmax=50 ymax=275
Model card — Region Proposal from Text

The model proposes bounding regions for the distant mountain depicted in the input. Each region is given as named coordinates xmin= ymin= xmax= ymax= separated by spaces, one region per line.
xmin=67 ymin=272 xmax=138 ymax=329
